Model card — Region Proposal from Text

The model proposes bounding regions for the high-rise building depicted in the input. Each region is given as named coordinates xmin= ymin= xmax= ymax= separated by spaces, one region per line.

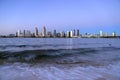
xmin=25 ymin=30 xmax=31 ymax=37
xmin=53 ymin=29 xmax=56 ymax=37
xmin=47 ymin=31 xmax=52 ymax=37
xmin=17 ymin=30 xmax=21 ymax=37
xmin=42 ymin=26 xmax=46 ymax=37
xmin=56 ymin=33 xmax=61 ymax=37
xmin=77 ymin=29 xmax=80 ymax=36
xmin=73 ymin=29 xmax=75 ymax=36
xmin=60 ymin=31 xmax=65 ymax=37
xmin=67 ymin=31 xmax=70 ymax=37
xmin=34 ymin=27 xmax=38 ymax=37
xmin=112 ymin=32 xmax=116 ymax=37
xmin=99 ymin=30 xmax=103 ymax=37
xmin=17 ymin=30 xmax=23 ymax=37
xmin=23 ymin=30 xmax=26 ymax=37
xmin=70 ymin=31 xmax=73 ymax=37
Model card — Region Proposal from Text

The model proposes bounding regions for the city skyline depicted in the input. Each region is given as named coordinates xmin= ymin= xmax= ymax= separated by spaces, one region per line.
xmin=0 ymin=0 xmax=120 ymax=35
xmin=0 ymin=25 xmax=119 ymax=37
xmin=14 ymin=26 xmax=117 ymax=38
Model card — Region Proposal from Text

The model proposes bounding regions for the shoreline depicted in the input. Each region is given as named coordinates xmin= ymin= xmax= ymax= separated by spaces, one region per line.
xmin=0 ymin=36 xmax=120 ymax=38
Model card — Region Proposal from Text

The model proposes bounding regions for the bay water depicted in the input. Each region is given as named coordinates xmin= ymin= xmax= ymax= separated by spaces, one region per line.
xmin=0 ymin=38 xmax=120 ymax=80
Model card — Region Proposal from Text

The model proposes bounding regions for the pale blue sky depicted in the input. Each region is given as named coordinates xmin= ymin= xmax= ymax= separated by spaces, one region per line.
xmin=0 ymin=0 xmax=120 ymax=35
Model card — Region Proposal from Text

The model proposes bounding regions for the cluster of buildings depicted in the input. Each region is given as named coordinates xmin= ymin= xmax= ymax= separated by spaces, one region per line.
xmin=15 ymin=26 xmax=117 ymax=38
xmin=16 ymin=26 xmax=80 ymax=38
xmin=16 ymin=26 xmax=48 ymax=37
xmin=0 ymin=26 xmax=117 ymax=38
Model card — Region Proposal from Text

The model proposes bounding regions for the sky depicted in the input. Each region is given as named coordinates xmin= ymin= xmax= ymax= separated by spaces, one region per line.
xmin=0 ymin=0 xmax=120 ymax=35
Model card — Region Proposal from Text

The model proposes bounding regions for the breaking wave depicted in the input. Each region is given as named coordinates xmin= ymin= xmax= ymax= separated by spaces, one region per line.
xmin=0 ymin=47 xmax=120 ymax=66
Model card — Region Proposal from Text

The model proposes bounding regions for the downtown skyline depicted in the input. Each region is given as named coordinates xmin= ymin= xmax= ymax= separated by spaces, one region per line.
xmin=0 ymin=0 xmax=120 ymax=35
xmin=13 ymin=26 xmax=117 ymax=38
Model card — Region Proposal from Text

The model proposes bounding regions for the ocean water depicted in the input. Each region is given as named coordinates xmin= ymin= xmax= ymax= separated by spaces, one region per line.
xmin=0 ymin=38 xmax=120 ymax=80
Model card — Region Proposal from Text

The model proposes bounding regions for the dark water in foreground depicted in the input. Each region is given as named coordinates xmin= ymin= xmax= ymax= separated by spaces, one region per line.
xmin=0 ymin=38 xmax=120 ymax=80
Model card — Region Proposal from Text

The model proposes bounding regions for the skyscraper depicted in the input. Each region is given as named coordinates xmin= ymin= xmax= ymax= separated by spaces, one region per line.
xmin=23 ymin=30 xmax=26 ymax=37
xmin=73 ymin=29 xmax=75 ymax=36
xmin=99 ymin=30 xmax=103 ymax=37
xmin=17 ymin=30 xmax=23 ymax=37
xmin=25 ymin=30 xmax=31 ymax=37
xmin=77 ymin=29 xmax=80 ymax=36
xmin=42 ymin=26 xmax=46 ymax=37
xmin=70 ymin=31 xmax=73 ymax=37
xmin=53 ymin=29 xmax=56 ymax=37
xmin=67 ymin=31 xmax=70 ymax=37
xmin=34 ymin=27 xmax=38 ymax=37
xmin=112 ymin=32 xmax=116 ymax=37
xmin=60 ymin=31 xmax=65 ymax=37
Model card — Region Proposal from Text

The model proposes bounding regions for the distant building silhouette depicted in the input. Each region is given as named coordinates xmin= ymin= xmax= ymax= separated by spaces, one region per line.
xmin=34 ymin=27 xmax=38 ymax=37
xmin=60 ymin=31 xmax=65 ymax=37
xmin=42 ymin=26 xmax=46 ymax=37
xmin=23 ymin=30 xmax=26 ymax=37
xmin=17 ymin=30 xmax=23 ymax=37
xmin=77 ymin=29 xmax=80 ymax=36
xmin=47 ymin=31 xmax=52 ymax=37
xmin=99 ymin=30 xmax=103 ymax=37
xmin=67 ymin=31 xmax=70 ymax=37
xmin=25 ymin=30 xmax=31 ymax=37
xmin=112 ymin=32 xmax=116 ymax=37
xmin=53 ymin=29 xmax=57 ymax=37
xmin=70 ymin=31 xmax=73 ymax=37
xmin=73 ymin=29 xmax=75 ymax=36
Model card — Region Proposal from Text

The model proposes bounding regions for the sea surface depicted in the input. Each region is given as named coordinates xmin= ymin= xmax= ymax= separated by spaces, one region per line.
xmin=0 ymin=38 xmax=120 ymax=80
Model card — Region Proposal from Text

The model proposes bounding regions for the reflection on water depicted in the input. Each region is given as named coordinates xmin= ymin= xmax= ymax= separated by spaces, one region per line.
xmin=66 ymin=38 xmax=73 ymax=49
